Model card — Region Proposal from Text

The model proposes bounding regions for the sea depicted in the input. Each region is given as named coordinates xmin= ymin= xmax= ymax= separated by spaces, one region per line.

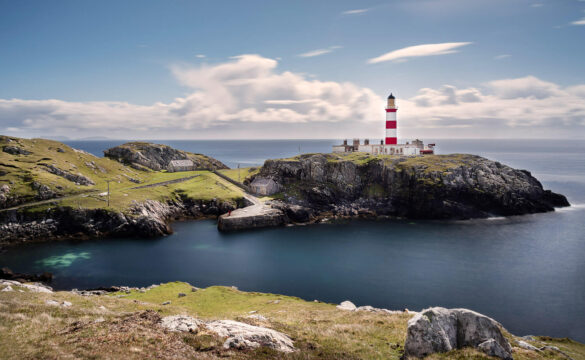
xmin=1 ymin=139 xmax=584 ymax=342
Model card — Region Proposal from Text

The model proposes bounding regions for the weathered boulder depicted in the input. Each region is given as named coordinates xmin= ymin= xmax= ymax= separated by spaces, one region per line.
xmin=336 ymin=300 xmax=357 ymax=311
xmin=478 ymin=338 xmax=513 ymax=359
xmin=404 ymin=307 xmax=512 ymax=359
xmin=205 ymin=319 xmax=295 ymax=353
xmin=160 ymin=315 xmax=203 ymax=333
xmin=516 ymin=340 xmax=540 ymax=351
xmin=0 ymin=280 xmax=53 ymax=293
xmin=3 ymin=145 xmax=31 ymax=155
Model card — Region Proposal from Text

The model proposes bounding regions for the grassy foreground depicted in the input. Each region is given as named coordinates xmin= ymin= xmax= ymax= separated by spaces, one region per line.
xmin=0 ymin=281 xmax=583 ymax=360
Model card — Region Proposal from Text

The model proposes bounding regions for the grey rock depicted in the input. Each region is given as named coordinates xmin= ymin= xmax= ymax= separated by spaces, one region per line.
xmin=160 ymin=315 xmax=203 ymax=333
xmin=1 ymin=285 xmax=13 ymax=292
xmin=62 ymin=301 xmax=72 ymax=307
xmin=178 ymin=293 xmax=186 ymax=297
xmin=246 ymin=314 xmax=268 ymax=322
xmin=478 ymin=338 xmax=513 ymax=360
xmin=404 ymin=307 xmax=512 ymax=359
xmin=104 ymin=142 xmax=228 ymax=171
xmin=46 ymin=300 xmax=60 ymax=306
xmin=162 ymin=301 xmax=171 ymax=305
xmin=206 ymin=319 xmax=294 ymax=353
xmin=257 ymin=153 xmax=569 ymax=220
xmin=3 ymin=145 xmax=31 ymax=155
xmin=40 ymin=164 xmax=95 ymax=186
xmin=336 ymin=300 xmax=357 ymax=311
xmin=516 ymin=340 xmax=540 ymax=351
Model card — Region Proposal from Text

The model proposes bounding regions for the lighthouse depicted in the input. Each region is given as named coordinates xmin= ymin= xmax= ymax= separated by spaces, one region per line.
xmin=385 ymin=93 xmax=397 ymax=145
xmin=332 ymin=91 xmax=435 ymax=155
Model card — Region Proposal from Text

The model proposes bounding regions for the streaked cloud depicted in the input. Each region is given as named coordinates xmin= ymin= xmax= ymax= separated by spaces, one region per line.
xmin=367 ymin=42 xmax=472 ymax=64
xmin=531 ymin=3 xmax=544 ymax=7
xmin=494 ymin=54 xmax=511 ymax=60
xmin=571 ymin=17 xmax=585 ymax=25
xmin=0 ymin=55 xmax=583 ymax=139
xmin=298 ymin=45 xmax=342 ymax=58
xmin=341 ymin=8 xmax=369 ymax=15
xmin=195 ymin=54 xmax=206 ymax=58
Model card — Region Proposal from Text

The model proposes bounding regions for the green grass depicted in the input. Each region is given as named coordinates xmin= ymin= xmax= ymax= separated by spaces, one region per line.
xmin=218 ymin=167 xmax=260 ymax=184
xmin=0 ymin=136 xmax=246 ymax=213
xmin=1 ymin=281 xmax=583 ymax=359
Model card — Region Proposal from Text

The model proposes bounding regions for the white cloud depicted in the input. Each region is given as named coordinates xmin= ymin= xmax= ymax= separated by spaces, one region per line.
xmin=341 ymin=8 xmax=369 ymax=15
xmin=298 ymin=46 xmax=342 ymax=58
xmin=494 ymin=54 xmax=511 ymax=60
xmin=367 ymin=42 xmax=472 ymax=64
xmin=531 ymin=3 xmax=544 ymax=7
xmin=571 ymin=17 xmax=585 ymax=25
xmin=195 ymin=54 xmax=206 ymax=58
xmin=0 ymin=56 xmax=583 ymax=140
xmin=0 ymin=55 xmax=382 ymax=139
xmin=397 ymin=76 xmax=585 ymax=138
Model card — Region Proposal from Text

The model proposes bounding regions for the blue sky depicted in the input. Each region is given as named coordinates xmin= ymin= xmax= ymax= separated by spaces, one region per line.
xmin=1 ymin=0 xmax=584 ymax=139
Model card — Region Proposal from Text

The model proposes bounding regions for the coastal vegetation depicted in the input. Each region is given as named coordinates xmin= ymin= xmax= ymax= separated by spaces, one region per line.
xmin=0 ymin=281 xmax=583 ymax=359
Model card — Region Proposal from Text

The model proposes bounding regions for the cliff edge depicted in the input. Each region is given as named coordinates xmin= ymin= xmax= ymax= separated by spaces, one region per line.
xmin=252 ymin=153 xmax=569 ymax=220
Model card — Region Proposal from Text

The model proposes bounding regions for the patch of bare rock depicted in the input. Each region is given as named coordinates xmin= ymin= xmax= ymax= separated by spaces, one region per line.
xmin=160 ymin=315 xmax=295 ymax=353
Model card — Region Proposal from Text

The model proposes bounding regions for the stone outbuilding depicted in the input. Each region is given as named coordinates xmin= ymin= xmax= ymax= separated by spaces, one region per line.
xmin=250 ymin=178 xmax=280 ymax=196
xmin=167 ymin=159 xmax=195 ymax=172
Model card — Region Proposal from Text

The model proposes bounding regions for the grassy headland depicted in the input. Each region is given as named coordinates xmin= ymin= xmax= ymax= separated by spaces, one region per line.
xmin=0 ymin=281 xmax=583 ymax=359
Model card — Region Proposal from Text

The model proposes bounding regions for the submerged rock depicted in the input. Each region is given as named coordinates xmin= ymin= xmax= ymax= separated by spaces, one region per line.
xmin=404 ymin=307 xmax=512 ymax=359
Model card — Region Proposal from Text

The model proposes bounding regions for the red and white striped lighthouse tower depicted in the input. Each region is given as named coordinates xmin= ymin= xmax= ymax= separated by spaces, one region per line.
xmin=385 ymin=93 xmax=397 ymax=145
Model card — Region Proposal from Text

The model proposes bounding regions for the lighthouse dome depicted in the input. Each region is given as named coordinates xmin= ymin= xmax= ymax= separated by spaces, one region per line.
xmin=387 ymin=93 xmax=395 ymax=99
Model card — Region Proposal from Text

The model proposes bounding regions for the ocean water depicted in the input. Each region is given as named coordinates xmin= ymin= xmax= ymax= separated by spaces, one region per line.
xmin=1 ymin=139 xmax=584 ymax=342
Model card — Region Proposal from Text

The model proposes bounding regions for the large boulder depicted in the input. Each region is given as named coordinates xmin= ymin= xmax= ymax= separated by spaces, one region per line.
xmin=205 ymin=319 xmax=295 ymax=353
xmin=404 ymin=307 xmax=512 ymax=359
xmin=160 ymin=315 xmax=203 ymax=333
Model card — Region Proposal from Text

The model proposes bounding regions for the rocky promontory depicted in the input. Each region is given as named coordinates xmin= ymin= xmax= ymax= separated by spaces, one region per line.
xmin=247 ymin=153 xmax=569 ymax=223
xmin=104 ymin=142 xmax=228 ymax=171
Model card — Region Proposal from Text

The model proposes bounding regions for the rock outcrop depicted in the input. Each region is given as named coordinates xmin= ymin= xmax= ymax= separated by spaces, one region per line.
xmin=205 ymin=319 xmax=295 ymax=352
xmin=160 ymin=316 xmax=295 ymax=352
xmin=255 ymin=153 xmax=569 ymax=220
xmin=104 ymin=142 xmax=228 ymax=171
xmin=404 ymin=307 xmax=513 ymax=359
xmin=0 ymin=197 xmax=237 ymax=245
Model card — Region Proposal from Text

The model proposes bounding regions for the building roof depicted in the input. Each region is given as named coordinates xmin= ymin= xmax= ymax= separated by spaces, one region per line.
xmin=388 ymin=93 xmax=395 ymax=99
xmin=169 ymin=159 xmax=194 ymax=167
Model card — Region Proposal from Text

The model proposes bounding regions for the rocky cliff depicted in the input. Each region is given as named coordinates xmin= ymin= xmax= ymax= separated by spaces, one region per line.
xmin=0 ymin=198 xmax=240 ymax=244
xmin=104 ymin=142 xmax=228 ymax=171
xmin=254 ymin=153 xmax=569 ymax=220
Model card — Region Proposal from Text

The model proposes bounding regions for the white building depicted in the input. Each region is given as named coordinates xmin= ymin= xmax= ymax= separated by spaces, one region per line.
xmin=332 ymin=93 xmax=435 ymax=156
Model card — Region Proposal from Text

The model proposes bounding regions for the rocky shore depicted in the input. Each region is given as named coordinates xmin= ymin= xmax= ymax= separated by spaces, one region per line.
xmin=0 ymin=197 xmax=241 ymax=244
xmin=0 ymin=135 xmax=571 ymax=241
xmin=224 ymin=153 xmax=570 ymax=231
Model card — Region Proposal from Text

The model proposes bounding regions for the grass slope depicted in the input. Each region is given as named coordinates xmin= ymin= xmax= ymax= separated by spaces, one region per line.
xmin=0 ymin=136 xmax=245 ymax=214
xmin=0 ymin=282 xmax=583 ymax=359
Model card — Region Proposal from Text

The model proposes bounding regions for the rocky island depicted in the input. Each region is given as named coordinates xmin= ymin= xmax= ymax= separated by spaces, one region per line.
xmin=0 ymin=136 xmax=569 ymax=243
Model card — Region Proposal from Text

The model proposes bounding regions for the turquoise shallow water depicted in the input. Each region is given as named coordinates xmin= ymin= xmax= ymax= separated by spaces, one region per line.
xmin=1 ymin=139 xmax=584 ymax=341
